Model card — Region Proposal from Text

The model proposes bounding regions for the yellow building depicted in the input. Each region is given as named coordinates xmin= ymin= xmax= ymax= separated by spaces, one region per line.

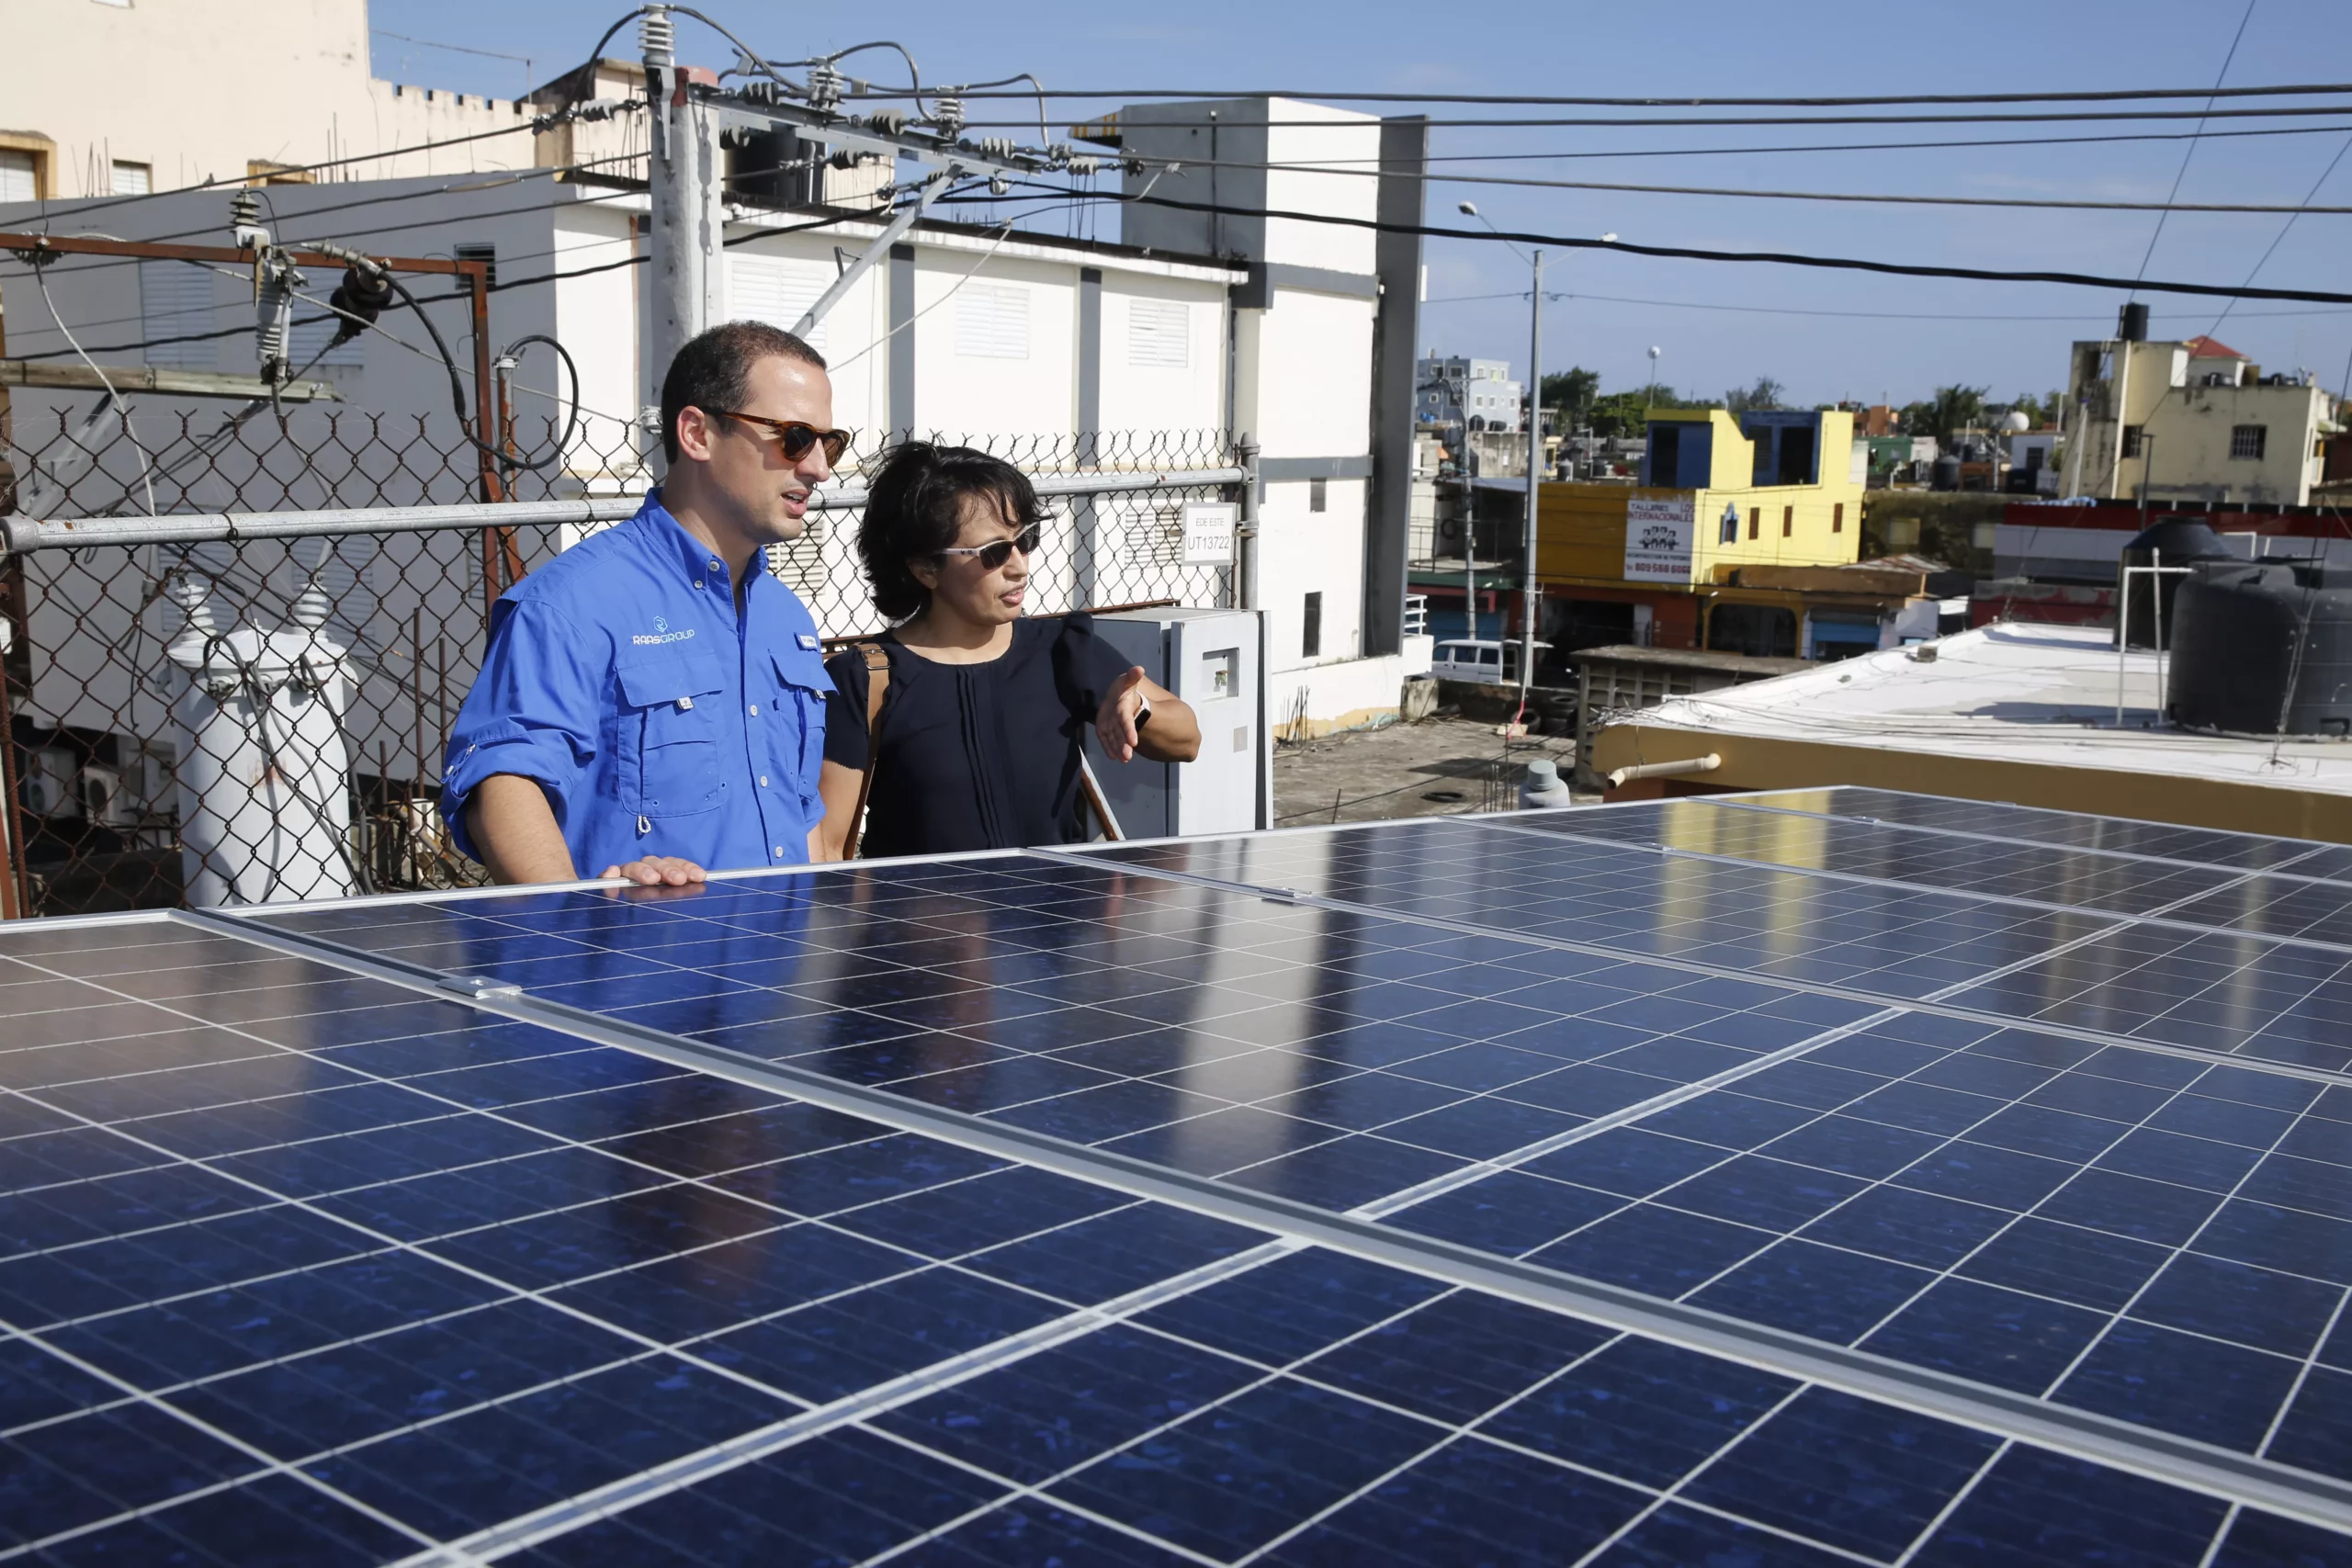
xmin=1535 ymin=408 xmax=1907 ymax=659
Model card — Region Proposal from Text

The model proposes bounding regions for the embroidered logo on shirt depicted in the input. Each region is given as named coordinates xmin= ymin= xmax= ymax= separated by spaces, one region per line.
xmin=630 ymin=626 xmax=697 ymax=646
xmin=796 ymin=633 xmax=820 ymax=650
xmin=653 ymin=617 xmax=668 ymax=633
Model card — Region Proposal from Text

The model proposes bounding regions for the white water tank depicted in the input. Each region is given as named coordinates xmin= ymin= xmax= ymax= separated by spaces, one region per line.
xmin=165 ymin=572 xmax=356 ymax=906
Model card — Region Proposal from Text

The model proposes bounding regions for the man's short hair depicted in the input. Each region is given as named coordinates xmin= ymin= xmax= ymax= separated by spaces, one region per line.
xmin=660 ymin=321 xmax=827 ymax=463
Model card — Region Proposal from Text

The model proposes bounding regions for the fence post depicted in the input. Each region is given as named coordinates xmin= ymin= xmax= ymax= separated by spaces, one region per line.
xmin=0 ymin=302 xmax=24 ymax=919
xmin=468 ymin=263 xmax=510 ymax=631
xmin=0 ymin=563 xmax=26 ymax=920
xmin=1234 ymin=434 xmax=1261 ymax=612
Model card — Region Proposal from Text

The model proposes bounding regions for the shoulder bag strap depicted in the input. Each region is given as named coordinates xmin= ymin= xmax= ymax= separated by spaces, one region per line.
xmin=1078 ymin=751 xmax=1125 ymax=842
xmin=843 ymin=642 xmax=890 ymax=859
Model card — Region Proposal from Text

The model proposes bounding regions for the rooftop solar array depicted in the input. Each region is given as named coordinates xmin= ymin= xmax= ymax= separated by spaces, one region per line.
xmin=5 ymin=786 xmax=2351 ymax=1563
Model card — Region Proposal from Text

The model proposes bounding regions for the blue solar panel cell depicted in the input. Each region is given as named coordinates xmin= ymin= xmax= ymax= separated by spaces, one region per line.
xmin=1903 ymin=1445 xmax=2231 ymax=1566
xmin=1090 ymin=820 xmax=2114 ymax=1001
xmin=1941 ymin=924 xmax=2352 ymax=1072
xmin=1494 ymin=798 xmax=2255 ymax=920
xmin=249 ymin=861 xmax=1937 ymax=1231
xmin=1744 ymin=784 xmax=2349 ymax=877
xmin=16 ymin=791 xmax=2352 ymax=1562
xmin=232 ymin=874 xmax=2352 ymax=1490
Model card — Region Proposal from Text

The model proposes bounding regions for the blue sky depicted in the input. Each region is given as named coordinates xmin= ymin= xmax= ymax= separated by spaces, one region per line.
xmin=369 ymin=0 xmax=2352 ymax=411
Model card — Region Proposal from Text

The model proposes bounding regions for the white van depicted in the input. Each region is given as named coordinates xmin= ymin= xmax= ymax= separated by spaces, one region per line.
xmin=1430 ymin=639 xmax=1550 ymax=684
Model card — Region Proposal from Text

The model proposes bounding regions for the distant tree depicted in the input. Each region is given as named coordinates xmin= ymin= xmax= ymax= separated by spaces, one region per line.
xmin=1541 ymin=367 xmax=1600 ymax=423
xmin=1588 ymin=384 xmax=1694 ymax=438
xmin=2006 ymin=388 xmax=2066 ymax=428
xmin=1587 ymin=390 xmax=1651 ymax=438
xmin=1905 ymin=383 xmax=1989 ymax=442
xmin=1721 ymin=376 xmax=1787 ymax=412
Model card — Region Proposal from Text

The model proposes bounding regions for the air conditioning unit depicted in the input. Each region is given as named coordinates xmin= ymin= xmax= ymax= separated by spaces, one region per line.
xmin=22 ymin=747 xmax=79 ymax=818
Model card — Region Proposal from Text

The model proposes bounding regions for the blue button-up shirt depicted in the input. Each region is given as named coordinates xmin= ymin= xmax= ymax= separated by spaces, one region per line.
xmin=441 ymin=491 xmax=828 ymax=874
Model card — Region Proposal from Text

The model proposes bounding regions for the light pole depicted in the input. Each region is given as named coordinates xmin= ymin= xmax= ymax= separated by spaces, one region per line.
xmin=1521 ymin=248 xmax=1542 ymax=718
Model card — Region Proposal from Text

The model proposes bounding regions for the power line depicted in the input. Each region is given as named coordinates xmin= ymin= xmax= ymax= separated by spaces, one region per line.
xmin=890 ymin=81 xmax=2352 ymax=108
xmin=369 ymin=28 xmax=536 ymax=75
xmin=989 ymin=186 xmax=2352 ymax=303
xmin=4 ymin=200 xmax=888 ymax=363
xmin=1137 ymin=155 xmax=2352 ymax=215
xmin=1247 ymin=121 xmax=2352 ymax=165
xmin=17 ymin=154 xmax=655 ymax=283
xmin=2132 ymin=0 xmax=2260 ymax=294
xmin=956 ymin=103 xmax=2352 ymax=132
xmin=1421 ymin=288 xmax=2352 ymax=321
xmin=18 ymin=102 xmax=641 ymax=226
xmin=2192 ymin=132 xmax=2352 ymax=343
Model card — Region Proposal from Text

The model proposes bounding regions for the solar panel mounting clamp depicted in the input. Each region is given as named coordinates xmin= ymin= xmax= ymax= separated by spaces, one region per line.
xmin=439 ymin=975 xmax=524 ymax=999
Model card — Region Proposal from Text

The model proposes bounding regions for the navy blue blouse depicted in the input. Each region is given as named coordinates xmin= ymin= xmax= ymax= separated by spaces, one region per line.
xmin=822 ymin=614 xmax=1134 ymax=858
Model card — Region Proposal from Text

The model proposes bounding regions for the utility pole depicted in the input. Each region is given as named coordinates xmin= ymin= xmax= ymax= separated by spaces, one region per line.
xmin=1521 ymin=251 xmax=1543 ymax=719
xmin=642 ymin=6 xmax=724 ymax=445
xmin=629 ymin=11 xmax=1063 ymax=469
xmin=1457 ymin=360 xmax=1476 ymax=647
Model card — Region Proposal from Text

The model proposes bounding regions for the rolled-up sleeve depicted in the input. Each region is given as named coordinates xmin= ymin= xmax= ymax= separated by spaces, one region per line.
xmin=440 ymin=600 xmax=604 ymax=863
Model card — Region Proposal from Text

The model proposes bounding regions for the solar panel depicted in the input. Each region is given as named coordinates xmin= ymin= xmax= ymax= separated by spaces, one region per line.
xmin=1745 ymin=784 xmax=2352 ymax=880
xmin=9 ymin=788 xmax=2352 ymax=1560
xmin=1503 ymin=796 xmax=2264 ymax=919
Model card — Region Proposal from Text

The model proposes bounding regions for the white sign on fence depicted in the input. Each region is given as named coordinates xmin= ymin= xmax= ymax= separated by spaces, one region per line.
xmin=1181 ymin=501 xmax=1238 ymax=567
xmin=1623 ymin=498 xmax=1695 ymax=581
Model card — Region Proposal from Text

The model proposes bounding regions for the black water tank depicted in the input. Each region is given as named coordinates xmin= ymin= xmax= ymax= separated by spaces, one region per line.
xmin=2120 ymin=517 xmax=2233 ymax=650
xmin=2168 ymin=559 xmax=2352 ymax=738
xmin=1930 ymin=453 xmax=1961 ymax=491
xmin=2119 ymin=302 xmax=2150 ymax=342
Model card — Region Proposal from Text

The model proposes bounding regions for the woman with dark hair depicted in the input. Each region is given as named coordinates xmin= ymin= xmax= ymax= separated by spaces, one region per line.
xmin=814 ymin=442 xmax=1201 ymax=859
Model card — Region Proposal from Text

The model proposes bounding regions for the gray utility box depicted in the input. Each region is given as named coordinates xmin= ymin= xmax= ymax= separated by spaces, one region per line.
xmin=1082 ymin=608 xmax=1268 ymax=840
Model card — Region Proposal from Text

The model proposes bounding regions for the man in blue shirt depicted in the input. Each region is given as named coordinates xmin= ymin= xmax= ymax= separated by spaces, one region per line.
xmin=442 ymin=321 xmax=849 ymax=886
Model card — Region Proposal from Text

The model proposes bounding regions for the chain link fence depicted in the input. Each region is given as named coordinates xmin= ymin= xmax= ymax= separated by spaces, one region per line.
xmin=0 ymin=402 xmax=1241 ymax=916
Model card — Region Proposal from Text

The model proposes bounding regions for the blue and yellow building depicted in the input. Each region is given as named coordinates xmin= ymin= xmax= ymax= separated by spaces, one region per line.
xmin=1528 ymin=407 xmax=1930 ymax=664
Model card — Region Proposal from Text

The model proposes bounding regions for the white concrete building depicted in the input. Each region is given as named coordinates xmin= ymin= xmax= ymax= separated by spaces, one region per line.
xmin=1417 ymin=355 xmax=1521 ymax=433
xmin=1107 ymin=98 xmax=1434 ymax=733
xmin=1 ymin=82 xmax=1436 ymax=761
xmin=0 ymin=0 xmax=605 ymax=197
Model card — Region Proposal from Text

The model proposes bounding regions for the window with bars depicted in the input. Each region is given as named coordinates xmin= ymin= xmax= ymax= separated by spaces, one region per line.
xmin=2231 ymin=424 xmax=2267 ymax=460
xmin=139 ymin=260 xmax=216 ymax=369
xmin=956 ymin=283 xmax=1030 ymax=359
xmin=1127 ymin=298 xmax=1189 ymax=368
xmin=452 ymin=243 xmax=495 ymax=294
xmin=2121 ymin=424 xmax=2144 ymax=458
xmin=1302 ymin=592 xmax=1322 ymax=659
xmin=728 ymin=254 xmax=831 ymax=352
xmin=290 ymin=310 xmax=365 ymax=369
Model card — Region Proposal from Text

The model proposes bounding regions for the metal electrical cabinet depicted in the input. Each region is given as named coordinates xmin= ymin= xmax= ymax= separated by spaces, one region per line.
xmin=1082 ymin=608 xmax=1268 ymax=840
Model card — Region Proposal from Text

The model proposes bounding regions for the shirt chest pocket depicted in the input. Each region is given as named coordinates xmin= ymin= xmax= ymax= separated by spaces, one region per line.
xmin=771 ymin=644 xmax=831 ymax=787
xmin=617 ymin=650 xmax=728 ymax=818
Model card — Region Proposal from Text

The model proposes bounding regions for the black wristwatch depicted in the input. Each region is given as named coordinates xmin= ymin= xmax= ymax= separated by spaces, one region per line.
xmin=1135 ymin=701 xmax=1153 ymax=729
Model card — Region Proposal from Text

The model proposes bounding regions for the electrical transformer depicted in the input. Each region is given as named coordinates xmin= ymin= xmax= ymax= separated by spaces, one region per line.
xmin=1082 ymin=608 xmax=1267 ymax=840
